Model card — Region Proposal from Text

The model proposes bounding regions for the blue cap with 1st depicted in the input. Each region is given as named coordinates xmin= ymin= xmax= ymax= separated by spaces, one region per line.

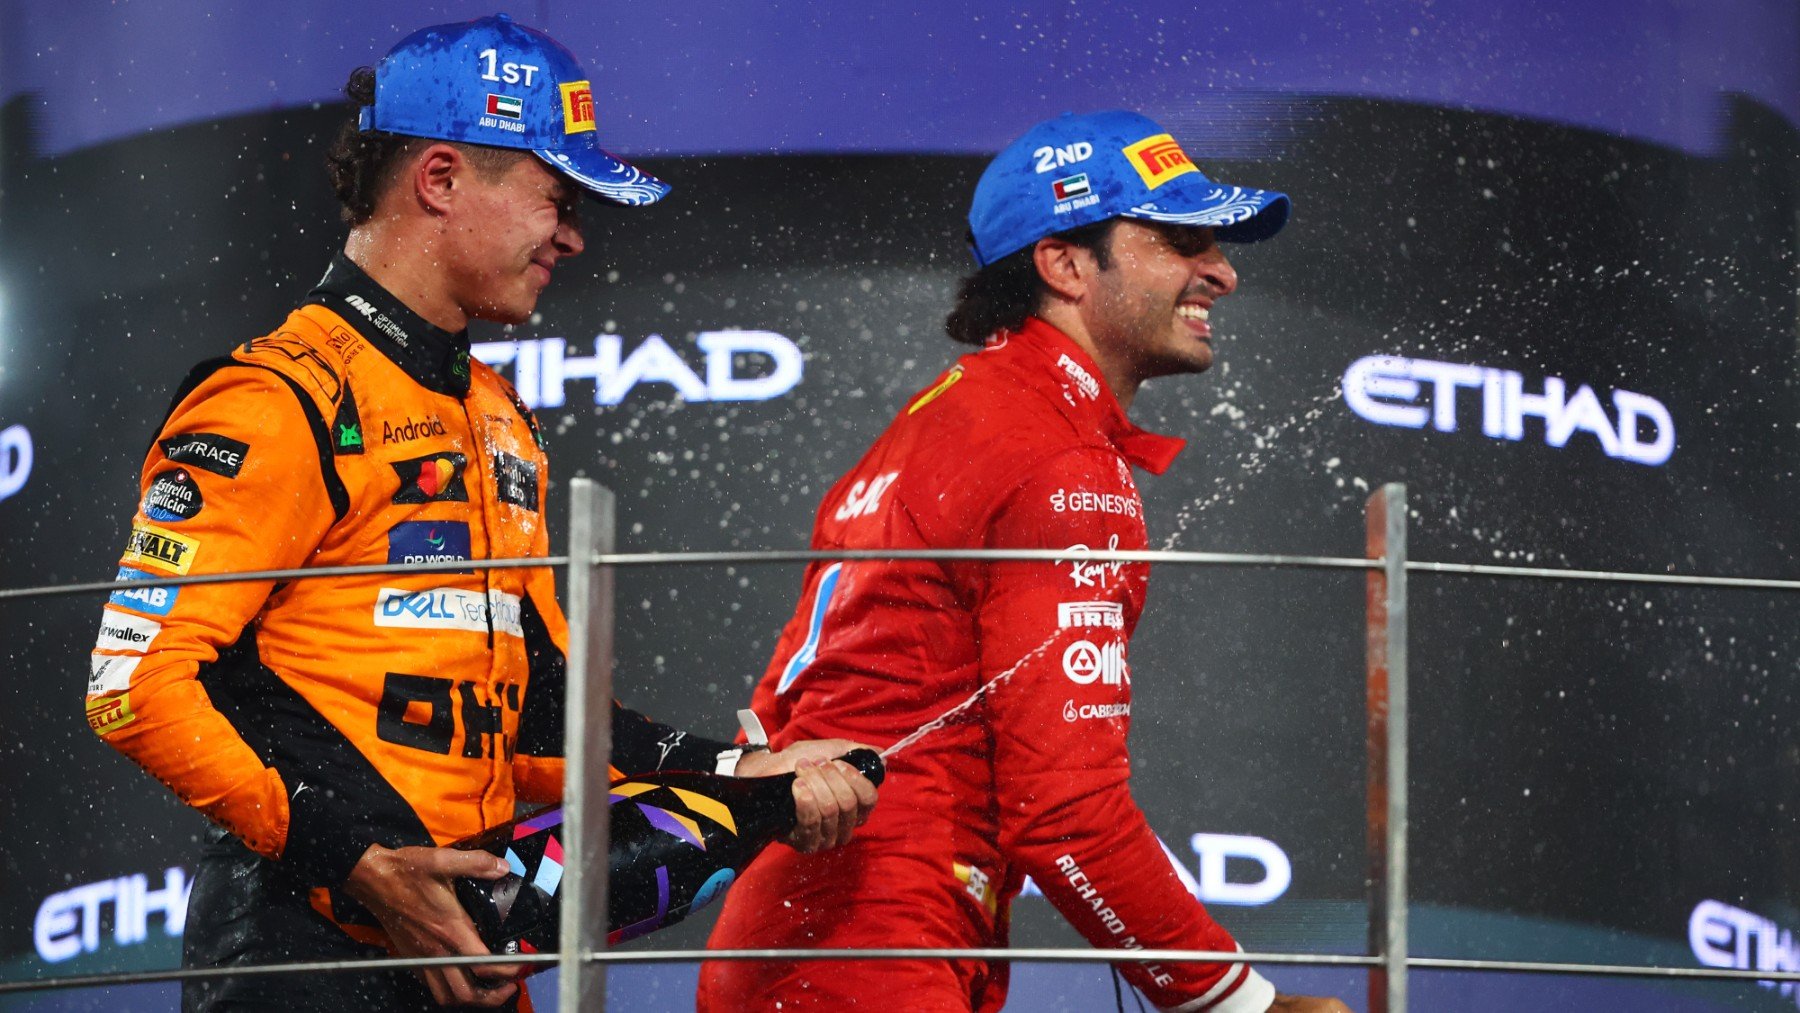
xmin=360 ymin=13 xmax=669 ymax=206
xmin=967 ymin=110 xmax=1290 ymax=266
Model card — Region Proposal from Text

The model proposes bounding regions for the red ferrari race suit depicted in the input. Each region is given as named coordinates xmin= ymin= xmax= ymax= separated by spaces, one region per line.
xmin=86 ymin=255 xmax=734 ymax=1010
xmin=700 ymin=317 xmax=1275 ymax=1013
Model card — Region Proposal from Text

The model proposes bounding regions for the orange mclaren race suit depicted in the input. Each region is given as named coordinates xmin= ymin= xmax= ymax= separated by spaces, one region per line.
xmin=87 ymin=255 xmax=735 ymax=1011
xmin=700 ymin=317 xmax=1275 ymax=1013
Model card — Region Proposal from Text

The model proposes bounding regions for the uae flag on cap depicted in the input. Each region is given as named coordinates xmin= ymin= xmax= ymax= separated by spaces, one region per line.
xmin=1053 ymin=173 xmax=1091 ymax=200
xmin=487 ymin=94 xmax=523 ymax=119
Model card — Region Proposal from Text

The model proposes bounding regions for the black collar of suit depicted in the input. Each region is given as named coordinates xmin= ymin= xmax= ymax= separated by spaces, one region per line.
xmin=307 ymin=253 xmax=472 ymax=398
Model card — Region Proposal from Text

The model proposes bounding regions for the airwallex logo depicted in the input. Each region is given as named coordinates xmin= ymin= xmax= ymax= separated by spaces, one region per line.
xmin=1343 ymin=355 xmax=1675 ymax=466
xmin=473 ymin=331 xmax=802 ymax=409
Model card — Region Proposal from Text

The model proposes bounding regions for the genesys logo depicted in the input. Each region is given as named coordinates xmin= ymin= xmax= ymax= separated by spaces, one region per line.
xmin=473 ymin=331 xmax=803 ymax=409
xmin=1049 ymin=488 xmax=1139 ymax=518
xmin=1690 ymin=900 xmax=1800 ymax=1005
xmin=34 ymin=868 xmax=191 ymax=963
xmin=1343 ymin=355 xmax=1675 ymax=466
xmin=374 ymin=587 xmax=524 ymax=638
xmin=386 ymin=521 xmax=473 ymax=573
xmin=0 ymin=423 xmax=33 ymax=504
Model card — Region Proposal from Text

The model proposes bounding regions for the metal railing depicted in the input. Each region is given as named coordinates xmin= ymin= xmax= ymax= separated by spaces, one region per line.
xmin=5 ymin=479 xmax=1800 ymax=1011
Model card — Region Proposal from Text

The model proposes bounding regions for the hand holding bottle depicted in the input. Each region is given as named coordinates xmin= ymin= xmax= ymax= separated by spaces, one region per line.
xmin=341 ymin=843 xmax=527 ymax=1007
xmin=452 ymin=748 xmax=886 ymax=953
xmin=733 ymin=738 xmax=881 ymax=852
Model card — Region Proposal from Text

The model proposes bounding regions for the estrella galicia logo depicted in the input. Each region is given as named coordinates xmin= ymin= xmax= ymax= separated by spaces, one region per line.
xmin=493 ymin=452 xmax=539 ymax=512
xmin=391 ymin=452 xmax=469 ymax=504
xmin=142 ymin=469 xmax=203 ymax=522
xmin=386 ymin=521 xmax=473 ymax=573
xmin=159 ymin=432 xmax=249 ymax=479
xmin=108 ymin=566 xmax=178 ymax=616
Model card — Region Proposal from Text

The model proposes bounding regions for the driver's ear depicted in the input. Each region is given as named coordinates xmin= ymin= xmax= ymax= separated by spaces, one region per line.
xmin=1034 ymin=237 xmax=1098 ymax=303
xmin=413 ymin=143 xmax=463 ymax=216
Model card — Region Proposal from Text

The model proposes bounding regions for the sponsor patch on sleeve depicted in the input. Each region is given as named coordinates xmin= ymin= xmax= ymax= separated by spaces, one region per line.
xmin=88 ymin=653 xmax=143 ymax=695
xmin=85 ymin=692 xmax=139 ymax=734
xmin=142 ymin=468 xmax=204 ymax=522
xmin=95 ymin=609 xmax=162 ymax=654
xmin=108 ymin=566 xmax=178 ymax=616
xmin=121 ymin=524 xmax=200 ymax=575
xmin=158 ymin=432 xmax=249 ymax=479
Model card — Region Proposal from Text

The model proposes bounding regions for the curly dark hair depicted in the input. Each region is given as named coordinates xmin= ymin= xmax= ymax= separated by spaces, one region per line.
xmin=325 ymin=67 xmax=526 ymax=225
xmin=943 ymin=219 xmax=1118 ymax=346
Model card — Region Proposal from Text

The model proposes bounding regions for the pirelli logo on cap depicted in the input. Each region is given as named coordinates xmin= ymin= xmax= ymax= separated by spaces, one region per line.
xmin=1122 ymin=133 xmax=1198 ymax=190
xmin=86 ymin=693 xmax=138 ymax=736
xmin=122 ymin=523 xmax=199 ymax=575
xmin=560 ymin=81 xmax=596 ymax=134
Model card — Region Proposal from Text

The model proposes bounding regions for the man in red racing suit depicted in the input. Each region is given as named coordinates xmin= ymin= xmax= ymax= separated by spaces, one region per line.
xmin=702 ymin=112 xmax=1347 ymax=1013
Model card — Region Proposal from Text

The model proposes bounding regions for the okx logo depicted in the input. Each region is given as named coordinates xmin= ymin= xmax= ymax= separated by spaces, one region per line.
xmin=387 ymin=521 xmax=472 ymax=573
xmin=391 ymin=453 xmax=468 ymax=503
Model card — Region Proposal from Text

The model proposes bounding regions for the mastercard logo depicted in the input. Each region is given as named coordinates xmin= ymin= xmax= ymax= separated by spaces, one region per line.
xmin=417 ymin=457 xmax=455 ymax=498
xmin=391 ymin=452 xmax=469 ymax=504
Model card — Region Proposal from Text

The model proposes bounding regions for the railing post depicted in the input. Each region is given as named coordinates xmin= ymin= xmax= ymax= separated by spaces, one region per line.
xmin=560 ymin=478 xmax=616 ymax=1013
xmin=1365 ymin=483 xmax=1408 ymax=1013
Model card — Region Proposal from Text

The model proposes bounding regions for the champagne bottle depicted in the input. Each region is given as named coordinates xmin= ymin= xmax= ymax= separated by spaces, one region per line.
xmin=453 ymin=748 xmax=885 ymax=953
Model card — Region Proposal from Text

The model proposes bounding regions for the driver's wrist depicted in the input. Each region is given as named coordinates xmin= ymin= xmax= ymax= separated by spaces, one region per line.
xmin=716 ymin=742 xmax=771 ymax=776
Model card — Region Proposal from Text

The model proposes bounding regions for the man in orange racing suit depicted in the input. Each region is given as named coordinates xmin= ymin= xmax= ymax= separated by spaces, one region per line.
xmin=701 ymin=112 xmax=1346 ymax=1013
xmin=85 ymin=15 xmax=875 ymax=1012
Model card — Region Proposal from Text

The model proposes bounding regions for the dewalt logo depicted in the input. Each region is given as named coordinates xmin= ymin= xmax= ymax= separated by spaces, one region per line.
xmin=121 ymin=524 xmax=199 ymax=575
